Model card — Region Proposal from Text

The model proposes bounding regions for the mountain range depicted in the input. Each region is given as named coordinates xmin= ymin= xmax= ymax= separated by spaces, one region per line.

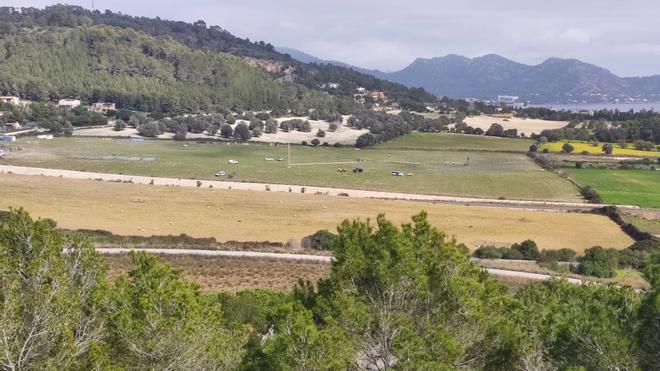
xmin=277 ymin=48 xmax=660 ymax=104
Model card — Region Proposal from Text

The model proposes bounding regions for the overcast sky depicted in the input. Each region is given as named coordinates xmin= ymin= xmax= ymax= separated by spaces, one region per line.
xmin=6 ymin=0 xmax=660 ymax=76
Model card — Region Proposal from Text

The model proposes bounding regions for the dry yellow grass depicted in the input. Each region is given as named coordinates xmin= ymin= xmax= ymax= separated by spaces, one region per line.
xmin=0 ymin=173 xmax=633 ymax=252
xmin=103 ymin=254 xmax=536 ymax=293
xmin=104 ymin=254 xmax=331 ymax=293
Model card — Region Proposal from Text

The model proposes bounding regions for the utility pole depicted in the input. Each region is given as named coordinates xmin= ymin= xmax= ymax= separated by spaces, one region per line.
xmin=287 ymin=127 xmax=291 ymax=168
xmin=91 ymin=0 xmax=95 ymax=10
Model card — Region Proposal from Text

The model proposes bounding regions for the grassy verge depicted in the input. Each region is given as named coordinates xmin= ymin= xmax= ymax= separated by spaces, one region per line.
xmin=620 ymin=214 xmax=660 ymax=235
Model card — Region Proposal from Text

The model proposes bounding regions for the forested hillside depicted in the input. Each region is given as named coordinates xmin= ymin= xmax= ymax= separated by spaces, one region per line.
xmin=0 ymin=5 xmax=436 ymax=110
xmin=0 ymin=24 xmax=352 ymax=113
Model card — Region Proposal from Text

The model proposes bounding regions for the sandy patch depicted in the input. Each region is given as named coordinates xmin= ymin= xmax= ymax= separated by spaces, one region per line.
xmin=463 ymin=115 xmax=568 ymax=136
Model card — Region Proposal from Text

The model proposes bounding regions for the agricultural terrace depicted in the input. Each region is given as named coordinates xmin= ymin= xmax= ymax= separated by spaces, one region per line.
xmin=1 ymin=136 xmax=580 ymax=201
xmin=463 ymin=114 xmax=568 ymax=136
xmin=568 ymin=168 xmax=660 ymax=208
xmin=541 ymin=141 xmax=660 ymax=157
xmin=0 ymin=173 xmax=632 ymax=251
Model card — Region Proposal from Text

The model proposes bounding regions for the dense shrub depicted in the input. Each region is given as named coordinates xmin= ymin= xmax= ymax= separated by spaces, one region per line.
xmin=473 ymin=245 xmax=508 ymax=259
xmin=137 ymin=121 xmax=162 ymax=137
xmin=220 ymin=124 xmax=233 ymax=138
xmin=578 ymin=246 xmax=619 ymax=278
xmin=300 ymin=230 xmax=338 ymax=250
xmin=561 ymin=143 xmax=575 ymax=153
xmin=502 ymin=249 xmax=525 ymax=260
xmin=511 ymin=240 xmax=540 ymax=260
xmin=580 ymin=186 xmax=603 ymax=204
xmin=233 ymin=122 xmax=251 ymax=141
xmin=113 ymin=119 xmax=127 ymax=131
xmin=264 ymin=118 xmax=278 ymax=134
xmin=538 ymin=248 xmax=577 ymax=262
xmin=355 ymin=133 xmax=376 ymax=148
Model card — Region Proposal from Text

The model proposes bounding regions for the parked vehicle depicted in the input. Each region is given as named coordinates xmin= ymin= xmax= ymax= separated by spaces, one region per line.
xmin=228 ymin=160 xmax=239 ymax=164
xmin=215 ymin=171 xmax=226 ymax=176
xmin=391 ymin=170 xmax=404 ymax=176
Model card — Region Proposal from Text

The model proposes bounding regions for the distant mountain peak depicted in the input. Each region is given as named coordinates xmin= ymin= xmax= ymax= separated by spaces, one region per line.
xmin=273 ymin=46 xmax=660 ymax=104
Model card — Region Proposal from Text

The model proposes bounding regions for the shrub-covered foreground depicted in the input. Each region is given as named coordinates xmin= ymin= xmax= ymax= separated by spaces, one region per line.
xmin=0 ymin=209 xmax=658 ymax=369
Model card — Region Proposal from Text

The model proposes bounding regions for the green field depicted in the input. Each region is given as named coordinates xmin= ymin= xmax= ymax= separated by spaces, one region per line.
xmin=568 ymin=168 xmax=660 ymax=208
xmin=379 ymin=133 xmax=534 ymax=152
xmin=1 ymin=136 xmax=580 ymax=201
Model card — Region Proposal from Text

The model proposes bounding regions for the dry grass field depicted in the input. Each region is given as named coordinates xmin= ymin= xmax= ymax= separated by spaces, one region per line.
xmin=0 ymin=173 xmax=633 ymax=251
xmin=104 ymin=254 xmax=331 ymax=293
xmin=103 ymin=253 xmax=541 ymax=293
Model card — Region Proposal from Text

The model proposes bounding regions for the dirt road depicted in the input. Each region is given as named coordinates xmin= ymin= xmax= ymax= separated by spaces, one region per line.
xmin=0 ymin=164 xmax=639 ymax=212
xmin=95 ymin=247 xmax=585 ymax=284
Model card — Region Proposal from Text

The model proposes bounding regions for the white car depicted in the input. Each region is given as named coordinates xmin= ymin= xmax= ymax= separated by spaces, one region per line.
xmin=264 ymin=157 xmax=274 ymax=161
xmin=391 ymin=170 xmax=404 ymax=177
xmin=277 ymin=157 xmax=285 ymax=161
xmin=215 ymin=171 xmax=226 ymax=177
xmin=228 ymin=160 xmax=239 ymax=164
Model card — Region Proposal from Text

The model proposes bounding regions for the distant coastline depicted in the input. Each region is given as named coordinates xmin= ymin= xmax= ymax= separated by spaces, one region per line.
xmin=534 ymin=102 xmax=660 ymax=112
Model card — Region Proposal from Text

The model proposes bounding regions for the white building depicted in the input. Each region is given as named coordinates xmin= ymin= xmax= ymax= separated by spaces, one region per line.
xmin=0 ymin=96 xmax=20 ymax=106
xmin=58 ymin=99 xmax=81 ymax=110
xmin=90 ymin=102 xmax=116 ymax=113
xmin=497 ymin=95 xmax=519 ymax=105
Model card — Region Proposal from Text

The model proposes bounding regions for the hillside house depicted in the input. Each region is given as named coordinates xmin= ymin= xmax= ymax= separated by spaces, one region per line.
xmin=0 ymin=96 xmax=20 ymax=106
xmin=90 ymin=102 xmax=116 ymax=114
xmin=369 ymin=91 xmax=386 ymax=101
xmin=58 ymin=99 xmax=81 ymax=110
